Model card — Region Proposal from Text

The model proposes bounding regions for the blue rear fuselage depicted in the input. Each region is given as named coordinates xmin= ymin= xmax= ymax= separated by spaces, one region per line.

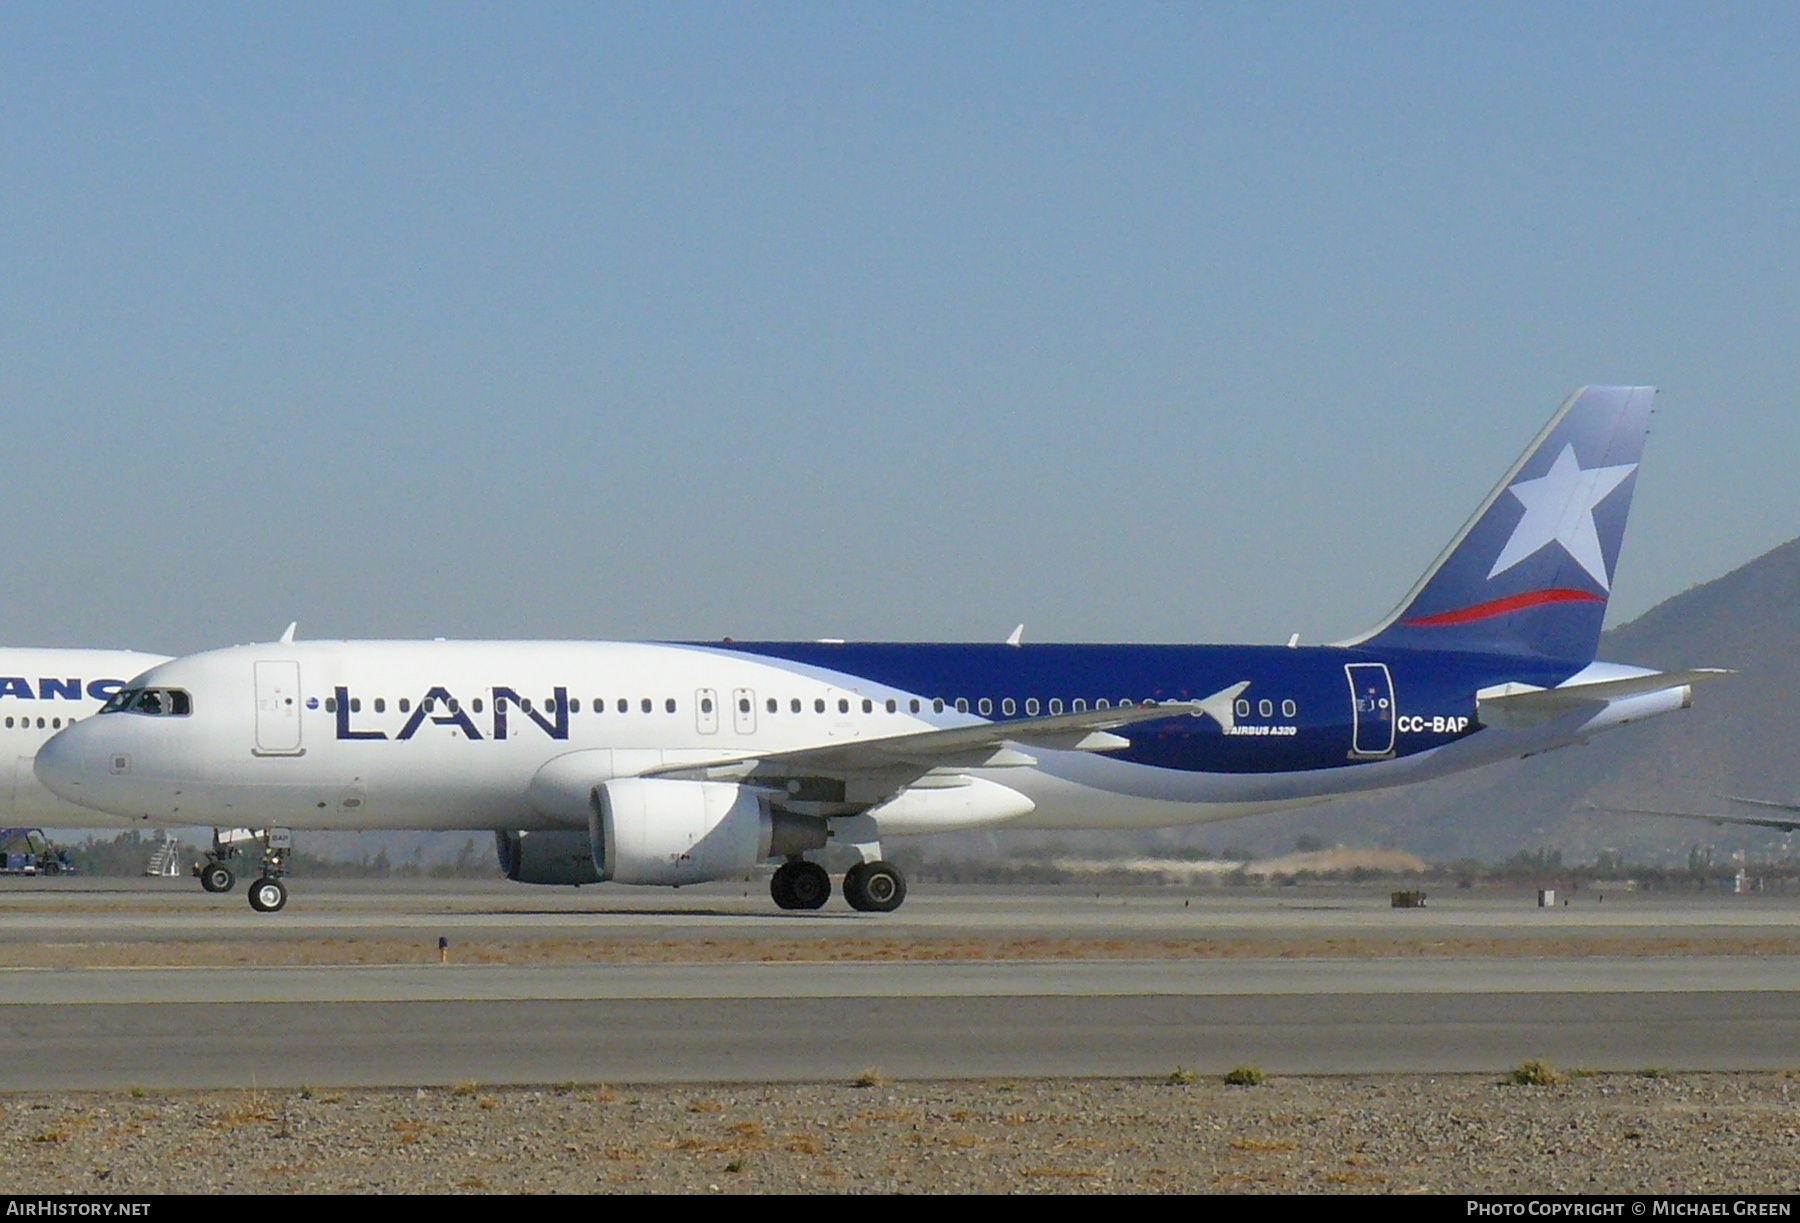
xmin=712 ymin=640 xmax=1583 ymax=775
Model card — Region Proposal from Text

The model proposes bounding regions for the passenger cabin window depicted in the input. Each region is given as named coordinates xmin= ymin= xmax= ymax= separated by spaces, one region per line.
xmin=815 ymin=698 xmax=826 ymax=713
xmin=1283 ymin=699 xmax=1297 ymax=717
xmin=977 ymin=698 xmax=991 ymax=715
xmin=1002 ymin=698 xmax=1016 ymax=716
xmin=910 ymin=699 xmax=920 ymax=714
xmin=640 ymin=698 xmax=652 ymax=714
xmin=594 ymin=698 xmax=604 ymax=713
xmin=933 ymin=699 xmax=944 ymax=713
xmin=1049 ymin=699 xmax=1062 ymax=715
xmin=766 ymin=698 xmax=777 ymax=714
xmin=665 ymin=698 xmax=676 ymax=713
xmin=1025 ymin=698 xmax=1039 ymax=716
xmin=1259 ymin=699 xmax=1273 ymax=717
xmin=618 ymin=698 xmax=629 ymax=713
xmin=861 ymin=699 xmax=873 ymax=714
xmin=324 ymin=697 xmax=337 ymax=713
xmin=472 ymin=698 xmax=484 ymax=714
xmin=1072 ymin=699 xmax=1086 ymax=712
xmin=838 ymin=698 xmax=849 ymax=714
xmin=886 ymin=699 xmax=897 ymax=713
xmin=399 ymin=698 xmax=411 ymax=713
xmin=791 ymin=698 xmax=801 ymax=713
xmin=701 ymin=697 xmax=714 ymax=714
xmin=374 ymin=698 xmax=386 ymax=713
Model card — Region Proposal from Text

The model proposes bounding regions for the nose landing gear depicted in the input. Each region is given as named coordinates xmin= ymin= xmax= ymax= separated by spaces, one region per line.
xmin=194 ymin=828 xmax=292 ymax=912
xmin=247 ymin=875 xmax=288 ymax=913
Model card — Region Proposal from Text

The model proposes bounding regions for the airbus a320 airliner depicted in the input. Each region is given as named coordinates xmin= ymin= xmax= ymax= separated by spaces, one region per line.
xmin=37 ymin=387 xmax=1720 ymax=913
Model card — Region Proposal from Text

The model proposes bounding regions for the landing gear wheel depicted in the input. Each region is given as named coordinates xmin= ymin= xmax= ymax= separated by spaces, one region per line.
xmin=770 ymin=860 xmax=831 ymax=911
xmin=843 ymin=861 xmax=907 ymax=913
xmin=247 ymin=876 xmax=287 ymax=913
xmin=201 ymin=863 xmax=235 ymax=894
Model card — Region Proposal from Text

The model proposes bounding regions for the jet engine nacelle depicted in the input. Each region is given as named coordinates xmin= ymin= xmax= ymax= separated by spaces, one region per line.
xmin=494 ymin=829 xmax=602 ymax=886
xmin=593 ymin=777 xmax=826 ymax=886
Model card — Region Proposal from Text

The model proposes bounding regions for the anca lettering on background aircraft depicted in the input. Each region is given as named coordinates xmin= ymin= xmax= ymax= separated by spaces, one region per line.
xmin=37 ymin=386 xmax=1723 ymax=914
xmin=0 ymin=649 xmax=169 ymax=824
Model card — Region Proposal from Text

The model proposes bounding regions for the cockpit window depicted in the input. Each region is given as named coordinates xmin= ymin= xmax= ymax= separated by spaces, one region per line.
xmin=100 ymin=687 xmax=192 ymax=717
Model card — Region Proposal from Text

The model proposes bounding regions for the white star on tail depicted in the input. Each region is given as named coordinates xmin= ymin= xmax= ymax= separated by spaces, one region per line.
xmin=1486 ymin=444 xmax=1637 ymax=590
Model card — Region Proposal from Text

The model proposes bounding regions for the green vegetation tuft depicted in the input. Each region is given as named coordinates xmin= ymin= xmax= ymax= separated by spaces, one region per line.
xmin=1506 ymin=1060 xmax=1562 ymax=1086
xmin=1223 ymin=1065 xmax=1265 ymax=1087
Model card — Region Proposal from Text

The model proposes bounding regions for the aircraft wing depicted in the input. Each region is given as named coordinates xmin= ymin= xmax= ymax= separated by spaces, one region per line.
xmin=1721 ymin=795 xmax=1800 ymax=817
xmin=1584 ymin=803 xmax=1800 ymax=834
xmin=643 ymin=695 xmax=1217 ymax=798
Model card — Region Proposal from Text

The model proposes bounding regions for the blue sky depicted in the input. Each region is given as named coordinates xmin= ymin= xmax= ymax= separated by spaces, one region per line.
xmin=3 ymin=4 xmax=1797 ymax=653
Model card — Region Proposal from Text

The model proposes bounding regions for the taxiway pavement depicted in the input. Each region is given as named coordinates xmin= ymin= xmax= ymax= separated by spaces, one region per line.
xmin=2 ymin=880 xmax=1796 ymax=1088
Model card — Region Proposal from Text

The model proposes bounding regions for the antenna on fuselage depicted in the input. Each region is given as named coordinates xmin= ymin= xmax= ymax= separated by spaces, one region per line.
xmin=279 ymin=622 xmax=297 ymax=645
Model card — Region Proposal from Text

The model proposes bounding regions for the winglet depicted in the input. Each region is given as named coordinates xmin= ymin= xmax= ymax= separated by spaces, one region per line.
xmin=1005 ymin=624 xmax=1024 ymax=647
xmin=1197 ymin=681 xmax=1251 ymax=732
xmin=279 ymin=622 xmax=298 ymax=645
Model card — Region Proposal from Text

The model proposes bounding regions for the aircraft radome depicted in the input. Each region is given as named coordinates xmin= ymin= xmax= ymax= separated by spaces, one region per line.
xmin=36 ymin=387 xmax=1723 ymax=914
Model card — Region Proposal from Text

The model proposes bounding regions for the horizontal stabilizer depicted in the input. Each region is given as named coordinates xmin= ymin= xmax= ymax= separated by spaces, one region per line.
xmin=1477 ymin=668 xmax=1731 ymax=729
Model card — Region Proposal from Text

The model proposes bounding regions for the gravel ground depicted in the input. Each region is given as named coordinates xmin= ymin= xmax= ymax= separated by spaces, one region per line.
xmin=4 ymin=1073 xmax=1798 ymax=1194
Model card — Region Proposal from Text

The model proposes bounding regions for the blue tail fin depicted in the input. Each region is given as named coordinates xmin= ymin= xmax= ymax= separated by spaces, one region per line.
xmin=1342 ymin=386 xmax=1655 ymax=662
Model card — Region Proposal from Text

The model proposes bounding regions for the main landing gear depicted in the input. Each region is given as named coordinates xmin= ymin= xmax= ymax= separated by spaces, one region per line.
xmin=195 ymin=827 xmax=292 ymax=913
xmin=769 ymin=858 xmax=908 ymax=912
xmin=843 ymin=861 xmax=906 ymax=913
xmin=770 ymin=859 xmax=831 ymax=910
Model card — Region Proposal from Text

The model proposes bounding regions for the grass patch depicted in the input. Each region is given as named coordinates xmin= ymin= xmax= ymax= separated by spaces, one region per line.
xmin=1167 ymin=1067 xmax=1199 ymax=1085
xmin=1223 ymin=1065 xmax=1265 ymax=1087
xmin=1506 ymin=1060 xmax=1562 ymax=1086
xmin=854 ymin=1067 xmax=885 ymax=1088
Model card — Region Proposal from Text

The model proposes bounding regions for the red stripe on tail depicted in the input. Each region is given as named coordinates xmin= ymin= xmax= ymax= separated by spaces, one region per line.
xmin=1402 ymin=588 xmax=1604 ymax=628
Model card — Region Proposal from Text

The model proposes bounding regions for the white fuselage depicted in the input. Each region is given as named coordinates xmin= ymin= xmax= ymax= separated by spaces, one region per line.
xmin=34 ymin=639 xmax=1665 ymax=837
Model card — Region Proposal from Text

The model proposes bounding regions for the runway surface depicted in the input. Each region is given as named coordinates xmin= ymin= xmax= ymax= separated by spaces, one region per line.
xmin=2 ymin=879 xmax=1798 ymax=1088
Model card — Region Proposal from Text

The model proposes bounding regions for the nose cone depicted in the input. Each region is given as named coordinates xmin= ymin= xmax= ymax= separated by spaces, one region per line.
xmin=35 ymin=722 xmax=99 ymax=806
